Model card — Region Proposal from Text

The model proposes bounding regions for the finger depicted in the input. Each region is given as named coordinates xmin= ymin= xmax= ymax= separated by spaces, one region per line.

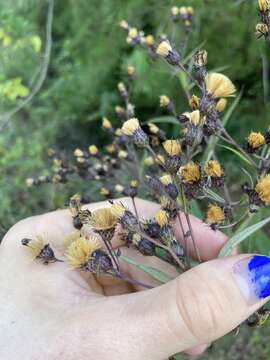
xmin=99 ymin=254 xmax=270 ymax=359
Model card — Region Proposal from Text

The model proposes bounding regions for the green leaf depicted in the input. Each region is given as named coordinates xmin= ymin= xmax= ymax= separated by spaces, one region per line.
xmin=148 ymin=116 xmax=180 ymax=125
xmin=219 ymin=216 xmax=270 ymax=257
xmin=204 ymin=188 xmax=225 ymax=203
xmin=217 ymin=144 xmax=253 ymax=166
xmin=120 ymin=255 xmax=173 ymax=283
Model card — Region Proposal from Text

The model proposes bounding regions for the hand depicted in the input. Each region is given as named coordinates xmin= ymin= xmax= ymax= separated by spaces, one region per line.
xmin=1 ymin=197 xmax=269 ymax=360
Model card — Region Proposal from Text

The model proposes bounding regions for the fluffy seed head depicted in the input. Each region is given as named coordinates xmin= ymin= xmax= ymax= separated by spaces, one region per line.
xmin=26 ymin=178 xmax=35 ymax=187
xmin=171 ymin=6 xmax=179 ymax=16
xmin=88 ymin=145 xmax=99 ymax=155
xmin=89 ymin=208 xmax=118 ymax=230
xmin=204 ymin=160 xmax=223 ymax=178
xmin=22 ymin=235 xmax=44 ymax=259
xmin=216 ymin=98 xmax=227 ymax=112
xmin=63 ymin=231 xmax=81 ymax=248
xmin=179 ymin=161 xmax=200 ymax=184
xmin=118 ymin=82 xmax=126 ymax=93
xmin=186 ymin=6 xmax=194 ymax=14
xmin=206 ymin=204 xmax=225 ymax=225
xmin=156 ymin=41 xmax=172 ymax=57
xmin=160 ymin=95 xmax=171 ymax=107
xmin=66 ymin=237 xmax=101 ymax=269
xmin=110 ymin=202 xmax=126 ymax=219
xmin=155 ymin=209 xmax=170 ymax=227
xmin=121 ymin=118 xmax=140 ymax=136
xmin=102 ymin=117 xmax=112 ymax=130
xmin=247 ymin=132 xmax=265 ymax=149
xmin=115 ymin=184 xmax=124 ymax=193
xmin=163 ymin=139 xmax=182 ymax=156
xmin=255 ymin=175 xmax=270 ymax=205
xmin=179 ymin=6 xmax=188 ymax=15
xmin=205 ymin=73 xmax=236 ymax=98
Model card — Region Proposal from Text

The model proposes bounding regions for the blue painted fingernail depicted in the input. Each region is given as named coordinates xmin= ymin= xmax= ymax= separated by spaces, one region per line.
xmin=233 ymin=255 xmax=270 ymax=303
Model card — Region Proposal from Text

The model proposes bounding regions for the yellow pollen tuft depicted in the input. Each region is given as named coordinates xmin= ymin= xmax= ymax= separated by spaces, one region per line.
xmin=216 ymin=98 xmax=227 ymax=112
xmin=206 ymin=204 xmax=225 ymax=225
xmin=184 ymin=110 xmax=201 ymax=126
xmin=88 ymin=145 xmax=99 ymax=155
xmin=145 ymin=34 xmax=155 ymax=46
xmin=64 ymin=231 xmax=81 ymax=248
xmin=189 ymin=95 xmax=200 ymax=110
xmin=163 ymin=139 xmax=182 ymax=156
xmin=74 ymin=148 xmax=84 ymax=157
xmin=256 ymin=23 xmax=269 ymax=35
xmin=24 ymin=235 xmax=45 ymax=259
xmin=128 ymin=27 xmax=138 ymax=39
xmin=155 ymin=209 xmax=170 ymax=227
xmin=118 ymin=82 xmax=126 ymax=92
xmin=179 ymin=161 xmax=201 ymax=184
xmin=205 ymin=73 xmax=236 ymax=98
xmin=255 ymin=175 xmax=270 ymax=205
xmin=258 ymin=0 xmax=270 ymax=11
xmin=171 ymin=6 xmax=179 ymax=16
xmin=66 ymin=237 xmax=100 ymax=269
xmin=118 ymin=150 xmax=128 ymax=159
xmin=159 ymin=174 xmax=173 ymax=186
xmin=160 ymin=95 xmax=171 ymax=107
xmin=204 ymin=160 xmax=223 ymax=178
xmin=89 ymin=208 xmax=118 ymax=231
xmin=110 ymin=203 xmax=126 ymax=219
xmin=247 ymin=132 xmax=265 ymax=149
xmin=156 ymin=41 xmax=172 ymax=57
xmin=121 ymin=118 xmax=140 ymax=136
xmin=102 ymin=117 xmax=112 ymax=130
xmin=127 ymin=65 xmax=135 ymax=76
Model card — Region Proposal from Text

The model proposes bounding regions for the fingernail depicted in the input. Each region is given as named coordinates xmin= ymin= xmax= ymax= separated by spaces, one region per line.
xmin=233 ymin=255 xmax=270 ymax=303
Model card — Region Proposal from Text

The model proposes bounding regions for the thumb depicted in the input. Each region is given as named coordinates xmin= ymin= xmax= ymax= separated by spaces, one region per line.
xmin=119 ymin=254 xmax=270 ymax=359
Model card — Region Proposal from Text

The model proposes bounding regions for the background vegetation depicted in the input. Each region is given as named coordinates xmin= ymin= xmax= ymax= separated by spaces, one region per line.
xmin=1 ymin=0 xmax=270 ymax=358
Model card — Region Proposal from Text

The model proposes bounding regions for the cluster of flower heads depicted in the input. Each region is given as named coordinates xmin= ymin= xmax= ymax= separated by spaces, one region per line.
xmin=256 ymin=0 xmax=270 ymax=45
xmin=25 ymin=4 xmax=270 ymax=276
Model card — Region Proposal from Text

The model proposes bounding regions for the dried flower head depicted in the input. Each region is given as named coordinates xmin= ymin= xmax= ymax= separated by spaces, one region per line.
xmin=216 ymin=98 xmax=227 ymax=112
xmin=194 ymin=50 xmax=208 ymax=67
xmin=88 ymin=145 xmax=99 ymax=156
xmin=179 ymin=161 xmax=201 ymax=184
xmin=255 ymin=175 xmax=270 ymax=205
xmin=155 ymin=209 xmax=170 ymax=227
xmin=258 ymin=0 xmax=270 ymax=12
xmin=205 ymin=73 xmax=236 ymax=98
xmin=89 ymin=207 xmax=118 ymax=231
xmin=66 ymin=236 xmax=101 ymax=269
xmin=102 ymin=117 xmax=112 ymax=130
xmin=118 ymin=150 xmax=128 ymax=159
xmin=256 ymin=23 xmax=269 ymax=37
xmin=21 ymin=236 xmax=58 ymax=264
xmin=159 ymin=174 xmax=173 ymax=186
xmin=185 ymin=110 xmax=201 ymax=126
xmin=206 ymin=204 xmax=225 ymax=225
xmin=247 ymin=132 xmax=265 ymax=150
xmin=156 ymin=40 xmax=180 ymax=65
xmin=121 ymin=118 xmax=149 ymax=147
xmin=204 ymin=160 xmax=223 ymax=178
xmin=163 ymin=139 xmax=182 ymax=156
xmin=189 ymin=95 xmax=200 ymax=110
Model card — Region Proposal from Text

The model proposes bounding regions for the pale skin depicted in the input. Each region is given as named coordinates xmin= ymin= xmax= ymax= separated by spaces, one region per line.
xmin=0 ymin=198 xmax=268 ymax=360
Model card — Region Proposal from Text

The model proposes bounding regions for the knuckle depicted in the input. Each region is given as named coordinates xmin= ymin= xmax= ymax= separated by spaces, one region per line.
xmin=175 ymin=268 xmax=225 ymax=342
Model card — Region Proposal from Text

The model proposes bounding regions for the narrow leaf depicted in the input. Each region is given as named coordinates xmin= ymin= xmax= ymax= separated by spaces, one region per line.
xmin=217 ymin=144 xmax=253 ymax=166
xmin=120 ymin=255 xmax=173 ymax=283
xmin=219 ymin=216 xmax=270 ymax=257
xmin=148 ymin=116 xmax=180 ymax=125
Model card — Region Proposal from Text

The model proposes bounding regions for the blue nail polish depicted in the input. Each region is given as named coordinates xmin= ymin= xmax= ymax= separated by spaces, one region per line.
xmin=248 ymin=255 xmax=270 ymax=299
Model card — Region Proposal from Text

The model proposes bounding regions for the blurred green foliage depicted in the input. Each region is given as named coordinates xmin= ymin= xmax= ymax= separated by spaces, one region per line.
xmin=1 ymin=0 xmax=270 ymax=235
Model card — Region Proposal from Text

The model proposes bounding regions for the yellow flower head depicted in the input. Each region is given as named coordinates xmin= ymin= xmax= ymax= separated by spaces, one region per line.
xmin=102 ymin=117 xmax=112 ymax=130
xmin=144 ymin=156 xmax=155 ymax=166
xmin=155 ymin=209 xmax=170 ymax=227
xmin=26 ymin=178 xmax=35 ymax=187
xmin=127 ymin=65 xmax=135 ymax=76
xmin=110 ymin=202 xmax=126 ymax=219
xmin=179 ymin=6 xmax=188 ymax=15
xmin=130 ymin=179 xmax=139 ymax=188
xmin=204 ymin=160 xmax=223 ymax=178
xmin=179 ymin=161 xmax=201 ymax=184
xmin=184 ymin=110 xmax=201 ymax=126
xmin=160 ymin=95 xmax=171 ymax=107
xmin=66 ymin=237 xmax=100 ymax=269
xmin=128 ymin=27 xmax=138 ymax=39
xmin=215 ymin=98 xmax=227 ymax=112
xmin=156 ymin=41 xmax=172 ymax=57
xmin=247 ymin=132 xmax=265 ymax=149
xmin=88 ymin=144 xmax=99 ymax=156
xmin=205 ymin=73 xmax=236 ymax=98
xmin=119 ymin=20 xmax=129 ymax=29
xmin=64 ymin=231 xmax=81 ymax=248
xmin=159 ymin=174 xmax=173 ymax=186
xmin=256 ymin=23 xmax=269 ymax=35
xmin=115 ymin=184 xmax=124 ymax=193
xmin=23 ymin=235 xmax=44 ymax=259
xmin=148 ymin=122 xmax=160 ymax=134
xmin=118 ymin=150 xmax=128 ymax=159
xmin=118 ymin=82 xmax=126 ymax=93
xmin=258 ymin=0 xmax=270 ymax=11
xmin=106 ymin=144 xmax=116 ymax=154
xmin=171 ymin=6 xmax=179 ymax=16
xmin=74 ymin=148 xmax=84 ymax=157
xmin=89 ymin=208 xmax=118 ymax=231
xmin=255 ymin=175 xmax=270 ymax=205
xmin=186 ymin=6 xmax=194 ymax=15
xmin=121 ymin=117 xmax=140 ymax=136
xmin=115 ymin=105 xmax=125 ymax=115
xmin=163 ymin=139 xmax=182 ymax=156
xmin=189 ymin=95 xmax=200 ymax=110
xmin=206 ymin=204 xmax=225 ymax=225
xmin=145 ymin=34 xmax=155 ymax=46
